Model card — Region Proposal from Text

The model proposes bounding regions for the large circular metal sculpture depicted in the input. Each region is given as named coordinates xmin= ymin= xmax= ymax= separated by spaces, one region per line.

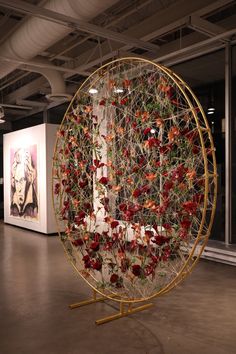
xmin=52 ymin=57 xmax=217 ymax=307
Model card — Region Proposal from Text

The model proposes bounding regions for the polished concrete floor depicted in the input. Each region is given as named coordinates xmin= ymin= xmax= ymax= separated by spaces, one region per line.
xmin=0 ymin=221 xmax=236 ymax=354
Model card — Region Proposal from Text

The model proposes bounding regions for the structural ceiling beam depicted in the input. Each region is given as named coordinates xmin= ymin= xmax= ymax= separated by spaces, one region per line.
xmin=3 ymin=0 xmax=236 ymax=106
xmin=120 ymin=0 xmax=234 ymax=42
xmin=188 ymin=15 xmax=227 ymax=41
xmin=0 ymin=55 xmax=89 ymax=76
xmin=0 ymin=0 xmax=159 ymax=53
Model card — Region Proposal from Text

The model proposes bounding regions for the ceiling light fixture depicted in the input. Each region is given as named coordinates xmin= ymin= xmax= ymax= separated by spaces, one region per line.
xmin=89 ymin=88 xmax=98 ymax=94
xmin=114 ymin=88 xmax=124 ymax=93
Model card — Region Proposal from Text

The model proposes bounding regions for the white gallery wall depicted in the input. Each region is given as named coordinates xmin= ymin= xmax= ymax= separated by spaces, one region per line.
xmin=4 ymin=123 xmax=59 ymax=234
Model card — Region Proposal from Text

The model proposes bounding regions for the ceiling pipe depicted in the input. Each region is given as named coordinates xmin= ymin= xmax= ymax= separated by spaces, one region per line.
xmin=16 ymin=99 xmax=47 ymax=108
xmin=0 ymin=103 xmax=32 ymax=110
xmin=0 ymin=0 xmax=119 ymax=79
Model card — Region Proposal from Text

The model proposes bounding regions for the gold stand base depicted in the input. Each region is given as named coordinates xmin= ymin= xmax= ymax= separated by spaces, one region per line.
xmin=69 ymin=290 xmax=154 ymax=325
xmin=69 ymin=291 xmax=107 ymax=309
xmin=95 ymin=302 xmax=154 ymax=325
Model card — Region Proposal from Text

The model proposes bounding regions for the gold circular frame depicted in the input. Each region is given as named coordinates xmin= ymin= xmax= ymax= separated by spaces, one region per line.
xmin=52 ymin=57 xmax=217 ymax=304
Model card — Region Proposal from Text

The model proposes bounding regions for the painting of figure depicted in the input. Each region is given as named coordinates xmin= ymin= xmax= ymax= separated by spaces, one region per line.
xmin=10 ymin=146 xmax=38 ymax=220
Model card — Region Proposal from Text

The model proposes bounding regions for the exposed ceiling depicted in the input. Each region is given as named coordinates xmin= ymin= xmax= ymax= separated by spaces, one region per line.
xmin=0 ymin=0 xmax=235 ymax=131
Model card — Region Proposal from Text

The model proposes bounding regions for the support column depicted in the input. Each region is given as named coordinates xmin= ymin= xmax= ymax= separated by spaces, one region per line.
xmin=225 ymin=43 xmax=232 ymax=245
xmin=43 ymin=108 xmax=48 ymax=123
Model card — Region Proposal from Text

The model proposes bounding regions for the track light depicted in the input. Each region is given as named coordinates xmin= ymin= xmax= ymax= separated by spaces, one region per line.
xmin=0 ymin=106 xmax=5 ymax=123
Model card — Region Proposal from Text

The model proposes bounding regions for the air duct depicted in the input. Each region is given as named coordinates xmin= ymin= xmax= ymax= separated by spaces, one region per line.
xmin=0 ymin=0 xmax=118 ymax=79
xmin=22 ymin=57 xmax=72 ymax=102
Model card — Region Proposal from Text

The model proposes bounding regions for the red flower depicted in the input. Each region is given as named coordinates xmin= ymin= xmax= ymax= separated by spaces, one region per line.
xmin=110 ymin=274 xmax=119 ymax=283
xmin=132 ymin=165 xmax=139 ymax=173
xmin=99 ymin=177 xmax=109 ymax=185
xmin=180 ymin=218 xmax=191 ymax=230
xmin=99 ymin=99 xmax=106 ymax=106
xmin=179 ymin=229 xmax=188 ymax=240
xmin=151 ymin=254 xmax=159 ymax=264
xmin=143 ymin=127 xmax=151 ymax=135
xmin=130 ymin=204 xmax=142 ymax=213
xmin=192 ymin=145 xmax=200 ymax=154
xmin=151 ymin=235 xmax=169 ymax=246
xmin=91 ymin=260 xmax=102 ymax=270
xmin=75 ymin=210 xmax=86 ymax=222
xmin=123 ymin=210 xmax=134 ymax=221
xmin=89 ymin=165 xmax=97 ymax=172
xmin=132 ymin=264 xmax=142 ymax=277
xmin=83 ymin=255 xmax=91 ymax=268
xmin=163 ymin=223 xmax=172 ymax=232
xmin=133 ymin=188 xmax=142 ymax=198
xmin=83 ymin=255 xmax=90 ymax=262
xmin=74 ymin=213 xmax=85 ymax=226
xmin=123 ymin=149 xmax=130 ymax=157
xmin=104 ymin=242 xmax=113 ymax=251
xmin=145 ymin=137 xmax=160 ymax=148
xmin=172 ymin=164 xmax=187 ymax=182
xmin=72 ymin=238 xmax=84 ymax=247
xmin=112 ymin=233 xmax=119 ymax=241
xmin=115 ymin=169 xmax=123 ymax=176
xmin=197 ymin=178 xmax=205 ymax=187
xmin=123 ymin=79 xmax=131 ymax=88
xmin=79 ymin=179 xmax=88 ymax=188
xmin=57 ymin=130 xmax=65 ymax=137
xmin=111 ymin=101 xmax=117 ymax=106
xmin=159 ymin=144 xmax=172 ymax=154
xmin=61 ymin=178 xmax=67 ymax=185
xmin=182 ymin=201 xmax=198 ymax=215
xmin=120 ymin=98 xmax=128 ymax=105
xmin=54 ymin=183 xmax=60 ymax=195
xmin=163 ymin=180 xmax=174 ymax=192
xmin=104 ymin=216 xmax=112 ymax=223
xmin=185 ymin=129 xmax=198 ymax=143
xmin=94 ymin=159 xmax=101 ymax=167
xmin=100 ymin=197 xmax=109 ymax=212
xmin=94 ymin=232 xmax=101 ymax=242
xmin=90 ymin=241 xmax=100 ymax=252
xmin=111 ymin=220 xmax=119 ymax=229
xmin=119 ymin=203 xmax=128 ymax=212
xmin=162 ymin=246 xmax=171 ymax=261
xmin=83 ymin=202 xmax=92 ymax=211
xmin=138 ymin=155 xmax=146 ymax=167
xmin=145 ymin=230 xmax=154 ymax=239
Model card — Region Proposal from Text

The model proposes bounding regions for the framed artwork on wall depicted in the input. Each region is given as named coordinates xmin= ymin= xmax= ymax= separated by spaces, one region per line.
xmin=10 ymin=145 xmax=38 ymax=220
xmin=4 ymin=123 xmax=60 ymax=233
